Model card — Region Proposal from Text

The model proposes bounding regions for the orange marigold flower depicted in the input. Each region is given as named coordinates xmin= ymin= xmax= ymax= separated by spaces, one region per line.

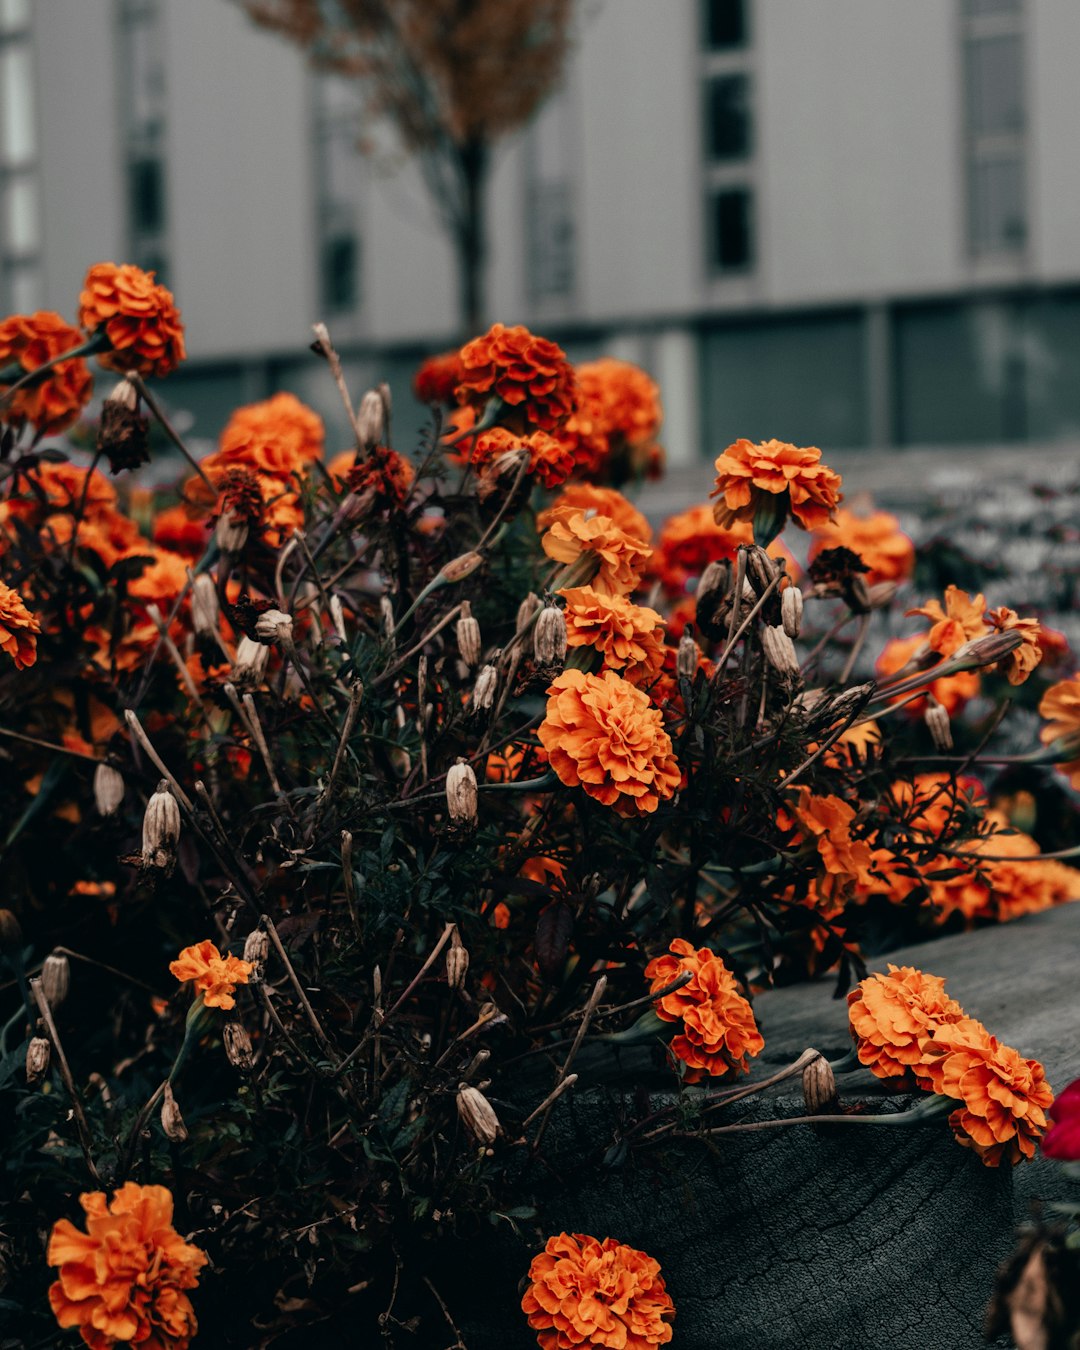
xmin=538 ymin=484 xmax=652 ymax=544
xmin=555 ymin=358 xmax=663 ymax=480
xmin=847 ymin=965 xmax=967 ymax=1086
xmin=522 ymin=1232 xmax=674 ymax=1350
xmin=0 ymin=580 xmax=39 ymax=669
xmin=875 ymin=633 xmax=980 ymax=717
xmin=655 ymin=504 xmax=751 ymax=592
xmin=793 ymin=789 xmax=877 ymax=892
xmin=152 ymin=504 xmax=211 ymax=560
xmin=559 ymin=586 xmax=665 ymax=684
xmin=808 ymin=506 xmax=915 ymax=586
xmin=456 ymin=323 xmax=577 ymax=432
xmin=883 ymin=774 xmax=985 ymax=844
xmin=711 ymin=438 xmax=842 ymax=537
xmin=47 ymin=1182 xmax=207 ymax=1350
xmin=1039 ymin=672 xmax=1080 ymax=789
xmin=539 ymin=669 xmax=680 ymax=817
xmin=169 ymin=939 xmax=252 ymax=1010
xmin=0 ymin=311 xmax=93 ymax=434
xmin=541 ymin=508 xmax=652 ymax=596
xmin=469 ymin=426 xmax=578 ymax=489
xmin=78 ymin=262 xmax=186 ymax=378
xmin=921 ymin=1019 xmax=1053 ymax=1165
xmin=985 ymin=606 xmax=1043 ymax=685
xmin=345 ymin=445 xmax=415 ymax=506
xmin=413 ymin=348 xmax=462 ymax=405
xmin=906 ymin=584 xmax=988 ymax=658
xmin=205 ymin=392 xmax=324 ymax=480
xmin=645 ymin=937 xmax=764 ymax=1082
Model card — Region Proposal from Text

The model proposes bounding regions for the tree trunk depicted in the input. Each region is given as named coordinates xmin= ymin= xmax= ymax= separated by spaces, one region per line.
xmin=455 ymin=137 xmax=489 ymax=336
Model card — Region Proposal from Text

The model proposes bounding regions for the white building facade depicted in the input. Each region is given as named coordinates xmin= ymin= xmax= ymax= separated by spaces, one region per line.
xmin=4 ymin=0 xmax=1080 ymax=461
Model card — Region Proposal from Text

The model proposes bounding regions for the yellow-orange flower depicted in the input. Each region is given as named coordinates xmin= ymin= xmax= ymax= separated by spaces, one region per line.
xmin=539 ymin=485 xmax=652 ymax=545
xmin=907 ymin=585 xmax=988 ymax=657
xmin=541 ymin=508 xmax=652 ymax=596
xmin=1039 ymin=672 xmax=1080 ymax=788
xmin=0 ymin=311 xmax=93 ymax=434
xmin=808 ymin=507 xmax=915 ymax=586
xmin=645 ymin=938 xmax=764 ymax=1082
xmin=522 ymin=1232 xmax=674 ymax=1350
xmin=711 ymin=438 xmax=842 ymax=534
xmin=456 ymin=323 xmax=577 ymax=432
xmin=847 ymin=965 xmax=967 ymax=1085
xmin=556 ymin=358 xmax=663 ymax=479
xmin=0 ymin=580 xmax=39 ymax=669
xmin=169 ymin=939 xmax=253 ymax=1010
xmin=204 ymin=392 xmax=324 ymax=480
xmin=539 ymin=669 xmax=680 ymax=816
xmin=78 ymin=262 xmax=186 ymax=378
xmin=793 ymin=789 xmax=876 ymax=892
xmin=47 ymin=1183 xmax=207 ymax=1350
xmin=559 ymin=586 xmax=666 ymax=684
xmin=921 ymin=1019 xmax=1053 ymax=1165
xmin=986 ymin=606 xmax=1043 ymax=685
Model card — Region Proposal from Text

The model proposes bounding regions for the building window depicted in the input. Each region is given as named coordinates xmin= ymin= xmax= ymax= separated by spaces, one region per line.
xmin=708 ymin=188 xmax=752 ymax=270
xmin=705 ymin=74 xmax=752 ymax=161
xmin=117 ymin=0 xmax=170 ymax=283
xmin=962 ymin=0 xmax=1027 ymax=256
xmin=704 ymin=0 xmax=748 ymax=50
xmin=701 ymin=0 xmax=755 ymax=277
xmin=0 ymin=0 xmax=40 ymax=314
xmin=313 ymin=76 xmax=363 ymax=317
xmin=524 ymin=88 xmax=577 ymax=304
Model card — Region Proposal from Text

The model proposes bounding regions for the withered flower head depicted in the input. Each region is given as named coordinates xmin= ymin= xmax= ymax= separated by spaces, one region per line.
xmin=142 ymin=781 xmax=180 ymax=873
xmin=98 ymin=378 xmax=150 ymax=473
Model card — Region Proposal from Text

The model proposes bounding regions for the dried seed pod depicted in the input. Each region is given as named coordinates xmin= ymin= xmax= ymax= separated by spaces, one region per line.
xmin=191 ymin=573 xmax=220 ymax=637
xmin=445 ymin=927 xmax=469 ymax=991
xmin=215 ymin=508 xmax=248 ymax=554
xmin=26 ymin=1036 xmax=50 ymax=1086
xmin=160 ymin=1082 xmax=189 ymax=1142
xmin=761 ymin=625 xmax=800 ymax=677
xmin=456 ymin=1084 xmax=501 ymax=1145
xmin=446 ymin=759 xmax=478 ymax=826
xmin=676 ymin=629 xmax=699 ymax=681
xmin=472 ymin=663 xmax=498 ymax=713
xmin=867 ymin=580 xmax=899 ymax=610
xmin=745 ymin=545 xmax=779 ymax=597
xmin=357 ymin=389 xmax=385 ymax=448
xmin=142 ymin=780 xmax=180 ymax=872
xmin=242 ymin=929 xmax=269 ymax=977
xmin=781 ymin=585 xmax=804 ymax=639
xmin=94 ymin=762 xmax=125 ymax=816
xmin=380 ymin=595 xmax=395 ymax=641
xmin=516 ymin=592 xmax=542 ymax=634
xmin=534 ymin=603 xmax=567 ymax=667
xmin=97 ymin=378 xmax=149 ymax=473
xmin=441 ymin=551 xmax=484 ymax=584
xmin=222 ymin=1020 xmax=255 ymax=1071
xmin=329 ymin=593 xmax=346 ymax=644
xmin=41 ymin=953 xmax=70 ymax=1009
xmin=924 ymin=696 xmax=953 ymax=751
xmin=456 ymin=601 xmax=482 ymax=667
xmin=253 ymin=608 xmax=293 ymax=643
xmin=802 ymin=1054 xmax=839 ymax=1115
xmin=697 ymin=559 xmax=731 ymax=607
xmin=232 ymin=636 xmax=269 ymax=685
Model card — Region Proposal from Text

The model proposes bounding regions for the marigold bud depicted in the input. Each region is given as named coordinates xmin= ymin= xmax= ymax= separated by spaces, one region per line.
xmin=446 ymin=759 xmax=478 ymax=826
xmin=357 ymin=389 xmax=385 ymax=448
xmin=745 ymin=545 xmax=779 ymax=597
xmin=781 ymin=586 xmax=804 ymax=639
xmin=472 ymin=663 xmax=498 ymax=713
xmin=215 ymin=508 xmax=248 ymax=554
xmin=953 ymin=627 xmax=1024 ymax=671
xmin=98 ymin=378 xmax=150 ymax=473
xmin=232 ymin=636 xmax=269 ymax=685
xmin=0 ymin=908 xmax=22 ymax=955
xmin=94 ymin=762 xmax=125 ymax=816
xmin=761 ymin=625 xmax=800 ymax=677
xmin=445 ymin=928 xmax=469 ymax=991
xmin=441 ymin=551 xmax=484 ymax=584
xmin=456 ymin=1083 xmax=501 ymax=1145
xmin=160 ymin=1082 xmax=188 ymax=1142
xmin=242 ymin=929 xmax=269 ymax=977
xmin=329 ymin=593 xmax=346 ymax=644
xmin=698 ymin=559 xmax=731 ymax=606
xmin=456 ymin=601 xmax=482 ymax=667
xmin=222 ymin=1020 xmax=255 ymax=1071
xmin=26 ymin=1035 xmax=50 ymax=1086
xmin=802 ymin=1054 xmax=839 ymax=1114
xmin=517 ymin=592 xmax=542 ymax=634
xmin=190 ymin=573 xmax=219 ymax=636
xmin=924 ymin=696 xmax=953 ymax=751
xmin=867 ymin=581 xmax=898 ymax=610
xmin=41 ymin=953 xmax=70 ymax=1009
xmin=254 ymin=608 xmax=293 ymax=644
xmin=534 ymin=603 xmax=567 ymax=667
xmin=676 ymin=629 xmax=699 ymax=681
xmin=142 ymin=780 xmax=180 ymax=872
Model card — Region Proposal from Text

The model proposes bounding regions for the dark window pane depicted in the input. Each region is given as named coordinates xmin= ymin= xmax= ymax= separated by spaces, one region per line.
xmin=704 ymin=0 xmax=747 ymax=49
xmin=322 ymin=234 xmax=359 ymax=312
xmin=528 ymin=181 xmax=575 ymax=299
xmin=705 ymin=74 xmax=751 ymax=160
xmin=710 ymin=188 xmax=752 ymax=271
xmin=971 ymin=156 xmax=1026 ymax=251
xmin=965 ymin=0 xmax=1020 ymax=15
xmin=129 ymin=157 xmax=165 ymax=234
xmin=967 ymin=35 xmax=1024 ymax=135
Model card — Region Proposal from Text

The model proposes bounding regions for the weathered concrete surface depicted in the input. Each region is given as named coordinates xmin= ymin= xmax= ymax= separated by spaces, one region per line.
xmin=453 ymin=904 xmax=1080 ymax=1350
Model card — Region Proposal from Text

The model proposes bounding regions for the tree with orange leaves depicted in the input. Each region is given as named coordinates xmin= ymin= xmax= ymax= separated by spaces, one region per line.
xmin=239 ymin=0 xmax=573 ymax=330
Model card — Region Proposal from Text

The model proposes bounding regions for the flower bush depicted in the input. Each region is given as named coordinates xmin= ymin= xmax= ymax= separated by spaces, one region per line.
xmin=0 ymin=275 xmax=1077 ymax=1345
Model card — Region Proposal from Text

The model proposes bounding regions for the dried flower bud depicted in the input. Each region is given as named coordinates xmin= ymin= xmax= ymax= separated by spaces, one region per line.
xmin=329 ymin=593 xmax=346 ymax=644
xmin=446 ymin=759 xmax=478 ymax=826
xmin=160 ymin=1082 xmax=188 ymax=1142
xmin=456 ymin=1084 xmax=501 ymax=1145
xmin=781 ymin=586 xmax=804 ymax=639
xmin=516 ymin=592 xmax=542 ymax=634
xmin=222 ymin=1020 xmax=255 ymax=1071
xmin=953 ymin=628 xmax=1024 ymax=671
xmin=215 ymin=508 xmax=248 ymax=554
xmin=380 ymin=595 xmax=395 ymax=641
xmin=0 ymin=908 xmax=22 ymax=955
xmin=191 ymin=574 xmax=219 ymax=637
xmin=441 ymin=551 xmax=484 ymax=584
xmin=472 ymin=663 xmax=498 ymax=713
xmin=845 ymin=574 xmax=872 ymax=614
xmin=142 ymin=780 xmax=180 ymax=872
xmin=761 ymin=625 xmax=800 ymax=677
xmin=867 ymin=581 xmax=898 ymax=610
xmin=697 ymin=560 xmax=731 ymax=606
xmin=456 ymin=601 xmax=482 ymax=667
xmin=357 ymin=389 xmax=385 ymax=448
xmin=94 ymin=762 xmax=125 ymax=816
xmin=41 ymin=953 xmax=70 ymax=1009
xmin=445 ymin=927 xmax=469 ymax=991
xmin=97 ymin=378 xmax=150 ymax=473
xmin=534 ymin=603 xmax=567 ymax=667
xmin=924 ymin=696 xmax=953 ymax=751
xmin=232 ymin=636 xmax=269 ymax=685
xmin=242 ymin=929 xmax=269 ymax=977
xmin=377 ymin=380 xmax=392 ymax=418
xmin=254 ymin=608 xmax=293 ymax=644
xmin=745 ymin=545 xmax=779 ymax=597
xmin=676 ymin=629 xmax=699 ymax=681
xmin=802 ymin=1054 xmax=839 ymax=1114
xmin=26 ymin=1036 xmax=50 ymax=1086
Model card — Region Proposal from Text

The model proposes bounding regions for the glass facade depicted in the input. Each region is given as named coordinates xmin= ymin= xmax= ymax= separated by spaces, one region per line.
xmin=117 ymin=0 xmax=170 ymax=281
xmin=962 ymin=0 xmax=1027 ymax=257
xmin=0 ymin=0 xmax=40 ymax=313
xmin=701 ymin=0 xmax=754 ymax=277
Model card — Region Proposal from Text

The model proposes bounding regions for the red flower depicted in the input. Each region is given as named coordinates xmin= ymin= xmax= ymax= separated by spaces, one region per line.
xmin=1042 ymin=1078 xmax=1080 ymax=1161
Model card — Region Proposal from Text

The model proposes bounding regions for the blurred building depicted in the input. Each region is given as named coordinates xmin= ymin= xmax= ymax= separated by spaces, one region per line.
xmin=4 ymin=0 xmax=1080 ymax=462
